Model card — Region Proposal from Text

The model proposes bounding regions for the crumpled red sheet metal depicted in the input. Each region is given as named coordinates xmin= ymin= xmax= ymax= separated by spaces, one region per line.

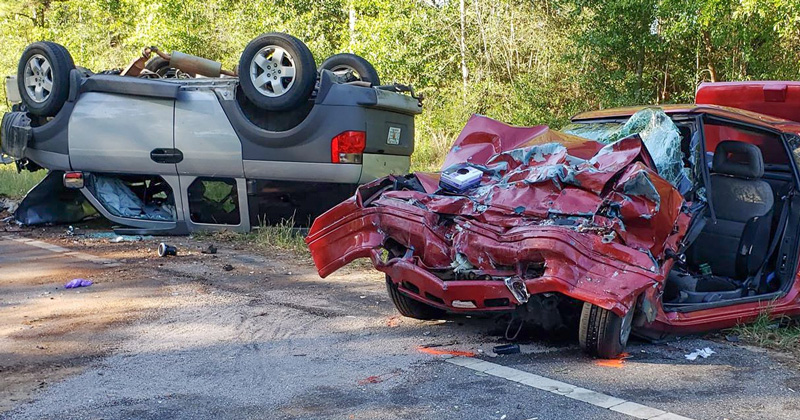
xmin=307 ymin=115 xmax=690 ymax=315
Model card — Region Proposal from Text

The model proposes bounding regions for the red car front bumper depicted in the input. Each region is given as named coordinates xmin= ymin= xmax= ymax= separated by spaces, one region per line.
xmin=307 ymin=197 xmax=661 ymax=317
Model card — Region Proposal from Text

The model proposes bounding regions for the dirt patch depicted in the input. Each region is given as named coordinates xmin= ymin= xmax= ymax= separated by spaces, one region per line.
xmin=0 ymin=224 xmax=182 ymax=412
xmin=0 ymin=219 xmax=351 ymax=413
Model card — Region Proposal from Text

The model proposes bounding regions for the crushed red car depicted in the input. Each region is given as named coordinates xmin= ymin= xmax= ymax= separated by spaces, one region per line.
xmin=307 ymin=81 xmax=800 ymax=358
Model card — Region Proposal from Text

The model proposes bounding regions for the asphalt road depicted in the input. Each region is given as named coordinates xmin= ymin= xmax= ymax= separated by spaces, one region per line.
xmin=1 ymin=233 xmax=799 ymax=420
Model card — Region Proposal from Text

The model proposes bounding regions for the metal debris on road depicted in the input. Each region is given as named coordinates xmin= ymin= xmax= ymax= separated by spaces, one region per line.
xmin=157 ymin=242 xmax=178 ymax=257
xmin=493 ymin=343 xmax=521 ymax=355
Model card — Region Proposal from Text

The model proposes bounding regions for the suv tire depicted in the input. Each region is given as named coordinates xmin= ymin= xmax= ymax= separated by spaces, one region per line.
xmin=17 ymin=41 xmax=75 ymax=117
xmin=320 ymin=53 xmax=380 ymax=85
xmin=239 ymin=33 xmax=316 ymax=111
xmin=386 ymin=276 xmax=446 ymax=320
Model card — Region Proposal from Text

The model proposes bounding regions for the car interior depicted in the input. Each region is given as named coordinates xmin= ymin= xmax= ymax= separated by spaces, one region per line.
xmin=663 ymin=117 xmax=798 ymax=309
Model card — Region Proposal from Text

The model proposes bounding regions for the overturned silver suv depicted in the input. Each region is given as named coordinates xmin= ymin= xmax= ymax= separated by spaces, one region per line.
xmin=1 ymin=32 xmax=421 ymax=234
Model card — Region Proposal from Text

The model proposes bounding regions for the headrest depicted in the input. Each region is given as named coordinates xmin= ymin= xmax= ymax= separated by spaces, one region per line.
xmin=712 ymin=140 xmax=764 ymax=179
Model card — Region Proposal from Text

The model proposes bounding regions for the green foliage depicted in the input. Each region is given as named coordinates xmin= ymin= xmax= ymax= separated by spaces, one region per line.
xmin=0 ymin=164 xmax=44 ymax=198
xmin=3 ymin=0 xmax=800 ymax=172
xmin=729 ymin=310 xmax=800 ymax=357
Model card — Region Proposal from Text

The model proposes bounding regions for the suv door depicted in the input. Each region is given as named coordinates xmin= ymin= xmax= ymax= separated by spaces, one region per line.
xmin=68 ymin=92 xmax=177 ymax=175
xmin=174 ymin=90 xmax=249 ymax=232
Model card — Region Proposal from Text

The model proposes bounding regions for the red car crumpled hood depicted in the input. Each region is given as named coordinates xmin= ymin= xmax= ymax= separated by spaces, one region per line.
xmin=307 ymin=115 xmax=690 ymax=314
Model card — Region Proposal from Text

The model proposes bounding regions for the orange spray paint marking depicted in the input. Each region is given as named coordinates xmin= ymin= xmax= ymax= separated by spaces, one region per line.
xmin=416 ymin=346 xmax=477 ymax=357
xmin=594 ymin=353 xmax=630 ymax=368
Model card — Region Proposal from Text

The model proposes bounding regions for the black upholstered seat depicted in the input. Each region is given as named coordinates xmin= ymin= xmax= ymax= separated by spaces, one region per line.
xmin=689 ymin=141 xmax=774 ymax=279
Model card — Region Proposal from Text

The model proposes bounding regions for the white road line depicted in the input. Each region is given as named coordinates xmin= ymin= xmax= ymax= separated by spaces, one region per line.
xmin=2 ymin=237 xmax=118 ymax=267
xmin=24 ymin=240 xmax=71 ymax=253
xmin=446 ymin=357 xmax=694 ymax=420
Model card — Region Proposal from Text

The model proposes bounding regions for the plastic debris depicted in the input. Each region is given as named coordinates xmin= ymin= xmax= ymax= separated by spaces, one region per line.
xmin=14 ymin=170 xmax=96 ymax=225
xmin=440 ymin=164 xmax=483 ymax=192
xmin=64 ymin=278 xmax=93 ymax=289
xmin=493 ymin=343 xmax=521 ymax=355
xmin=157 ymin=242 xmax=177 ymax=257
xmin=685 ymin=347 xmax=715 ymax=360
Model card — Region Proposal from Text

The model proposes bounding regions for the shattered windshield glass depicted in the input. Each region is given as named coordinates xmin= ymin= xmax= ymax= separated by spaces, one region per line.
xmin=563 ymin=108 xmax=690 ymax=193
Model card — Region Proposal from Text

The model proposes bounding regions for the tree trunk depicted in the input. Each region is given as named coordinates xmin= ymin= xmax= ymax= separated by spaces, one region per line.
xmin=702 ymin=30 xmax=718 ymax=82
xmin=459 ymin=0 xmax=469 ymax=94
xmin=348 ymin=1 xmax=356 ymax=53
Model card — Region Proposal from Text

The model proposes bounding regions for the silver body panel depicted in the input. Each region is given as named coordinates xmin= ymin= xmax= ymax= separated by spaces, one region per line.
xmin=68 ymin=92 xmax=176 ymax=175
xmin=359 ymin=154 xmax=411 ymax=184
xmin=175 ymin=90 xmax=244 ymax=177
xmin=26 ymin=149 xmax=70 ymax=171
xmin=243 ymin=160 xmax=362 ymax=183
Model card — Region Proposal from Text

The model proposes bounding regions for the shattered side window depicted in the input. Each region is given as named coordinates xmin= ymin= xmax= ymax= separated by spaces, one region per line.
xmin=564 ymin=108 xmax=689 ymax=193
xmin=188 ymin=178 xmax=240 ymax=225
xmin=562 ymin=122 xmax=624 ymax=141
xmin=90 ymin=175 xmax=177 ymax=221
xmin=786 ymin=134 xmax=800 ymax=173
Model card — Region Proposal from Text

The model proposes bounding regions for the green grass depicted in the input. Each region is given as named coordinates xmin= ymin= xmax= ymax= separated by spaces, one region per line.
xmin=192 ymin=216 xmax=309 ymax=256
xmin=728 ymin=311 xmax=800 ymax=356
xmin=249 ymin=217 xmax=309 ymax=255
xmin=0 ymin=164 xmax=45 ymax=199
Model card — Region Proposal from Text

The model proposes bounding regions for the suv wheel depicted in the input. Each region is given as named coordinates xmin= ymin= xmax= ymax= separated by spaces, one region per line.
xmin=386 ymin=276 xmax=446 ymax=320
xmin=17 ymin=41 xmax=75 ymax=117
xmin=578 ymin=301 xmax=635 ymax=358
xmin=238 ymin=33 xmax=316 ymax=111
xmin=319 ymin=53 xmax=381 ymax=85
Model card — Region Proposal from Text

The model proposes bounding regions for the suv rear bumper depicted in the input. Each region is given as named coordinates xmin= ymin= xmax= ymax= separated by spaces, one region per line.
xmin=243 ymin=154 xmax=410 ymax=184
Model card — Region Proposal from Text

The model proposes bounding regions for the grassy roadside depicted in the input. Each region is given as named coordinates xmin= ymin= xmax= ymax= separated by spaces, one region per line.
xmin=727 ymin=311 xmax=800 ymax=359
xmin=193 ymin=218 xmax=309 ymax=256
xmin=0 ymin=164 xmax=44 ymax=199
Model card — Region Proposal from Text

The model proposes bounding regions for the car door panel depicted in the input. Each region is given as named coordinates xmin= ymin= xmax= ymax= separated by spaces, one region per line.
xmin=174 ymin=90 xmax=244 ymax=177
xmin=68 ymin=92 xmax=176 ymax=175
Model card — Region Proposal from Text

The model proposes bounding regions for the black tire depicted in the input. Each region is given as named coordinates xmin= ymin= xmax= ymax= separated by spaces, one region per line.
xmin=386 ymin=276 xmax=446 ymax=320
xmin=319 ymin=53 xmax=381 ymax=85
xmin=17 ymin=41 xmax=75 ymax=117
xmin=144 ymin=57 xmax=194 ymax=79
xmin=238 ymin=33 xmax=316 ymax=111
xmin=578 ymin=302 xmax=635 ymax=358
xmin=144 ymin=57 xmax=170 ymax=75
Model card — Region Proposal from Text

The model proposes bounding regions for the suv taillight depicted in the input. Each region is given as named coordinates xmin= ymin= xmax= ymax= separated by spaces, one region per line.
xmin=63 ymin=172 xmax=84 ymax=189
xmin=331 ymin=131 xmax=366 ymax=164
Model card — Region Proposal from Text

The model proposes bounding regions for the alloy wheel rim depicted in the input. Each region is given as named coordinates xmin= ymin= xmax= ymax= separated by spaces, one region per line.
xmin=23 ymin=54 xmax=53 ymax=103
xmin=250 ymin=45 xmax=296 ymax=97
xmin=620 ymin=307 xmax=634 ymax=345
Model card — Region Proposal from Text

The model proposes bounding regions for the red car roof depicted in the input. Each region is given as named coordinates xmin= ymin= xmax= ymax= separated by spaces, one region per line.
xmin=572 ymin=81 xmax=800 ymax=134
